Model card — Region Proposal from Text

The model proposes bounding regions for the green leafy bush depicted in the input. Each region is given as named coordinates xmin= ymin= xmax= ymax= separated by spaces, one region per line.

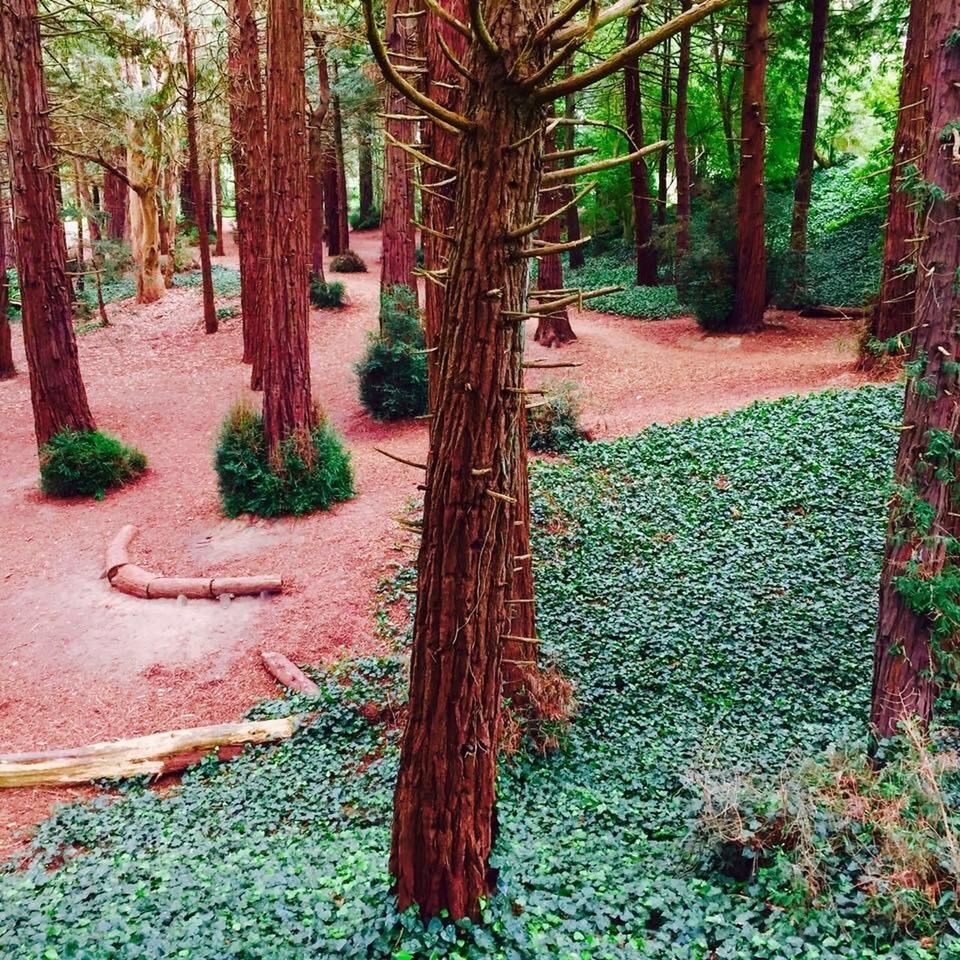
xmin=330 ymin=250 xmax=367 ymax=273
xmin=309 ymin=275 xmax=346 ymax=308
xmin=173 ymin=265 xmax=242 ymax=297
xmin=567 ymin=252 xmax=685 ymax=319
xmin=215 ymin=402 xmax=353 ymax=517
xmin=356 ymin=286 xmax=428 ymax=421
xmin=526 ymin=380 xmax=585 ymax=453
xmin=349 ymin=208 xmax=381 ymax=230
xmin=39 ymin=429 xmax=146 ymax=499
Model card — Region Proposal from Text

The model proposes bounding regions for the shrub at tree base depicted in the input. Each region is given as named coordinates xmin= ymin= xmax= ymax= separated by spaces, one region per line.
xmin=309 ymin=275 xmax=345 ymax=309
xmin=330 ymin=250 xmax=367 ymax=273
xmin=356 ymin=285 xmax=428 ymax=421
xmin=215 ymin=402 xmax=353 ymax=518
xmin=349 ymin=208 xmax=381 ymax=231
xmin=39 ymin=429 xmax=147 ymax=500
xmin=526 ymin=380 xmax=585 ymax=453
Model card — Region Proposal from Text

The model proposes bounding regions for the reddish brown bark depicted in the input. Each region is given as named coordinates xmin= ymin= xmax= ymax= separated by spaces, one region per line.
xmin=0 ymin=0 xmax=95 ymax=445
xmin=870 ymin=0 xmax=960 ymax=743
xmin=562 ymin=80 xmax=584 ymax=270
xmin=73 ymin=162 xmax=86 ymax=293
xmin=79 ymin=171 xmax=100 ymax=244
xmin=728 ymin=0 xmax=768 ymax=332
xmin=308 ymin=32 xmax=331 ymax=282
xmin=0 ymin=181 xmax=14 ymax=380
xmin=182 ymin=8 xmax=217 ymax=335
xmin=262 ymin=0 xmax=313 ymax=453
xmin=213 ymin=159 xmax=225 ymax=257
xmin=358 ymin=118 xmax=375 ymax=221
xmin=319 ymin=44 xmax=348 ymax=258
xmin=227 ymin=0 xmax=268 ymax=386
xmin=102 ymin=156 xmax=127 ymax=241
xmin=625 ymin=11 xmax=659 ymax=286
xmin=674 ymin=3 xmax=692 ymax=258
xmin=872 ymin=0 xmax=928 ymax=344
xmin=331 ymin=64 xmax=351 ymax=255
xmin=380 ymin=0 xmax=419 ymax=311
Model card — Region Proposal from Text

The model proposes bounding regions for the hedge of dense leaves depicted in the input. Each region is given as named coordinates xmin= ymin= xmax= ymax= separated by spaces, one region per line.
xmin=7 ymin=384 xmax=946 ymax=959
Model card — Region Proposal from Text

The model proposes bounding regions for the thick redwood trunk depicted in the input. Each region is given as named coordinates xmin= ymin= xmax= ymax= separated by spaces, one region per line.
xmin=358 ymin=118 xmax=375 ymax=220
xmin=309 ymin=33 xmax=331 ymax=282
xmin=262 ymin=0 xmax=313 ymax=453
xmin=0 ymin=0 xmax=95 ymax=444
xmin=870 ymin=0 xmax=960 ymax=743
xmin=0 ymin=181 xmax=14 ymax=380
xmin=872 ymin=0 xmax=928 ymax=344
xmin=380 ymin=0 xmax=419 ymax=310
xmin=563 ymin=79 xmax=584 ymax=270
xmin=728 ymin=0 xmax=768 ymax=332
xmin=228 ymin=0 xmax=269 ymax=386
xmin=788 ymin=0 xmax=828 ymax=295
xmin=183 ymin=9 xmax=217 ymax=335
xmin=625 ymin=12 xmax=659 ymax=286
xmin=674 ymin=4 xmax=692 ymax=259
xmin=103 ymin=156 xmax=127 ymax=241
xmin=213 ymin=159 xmax=225 ymax=257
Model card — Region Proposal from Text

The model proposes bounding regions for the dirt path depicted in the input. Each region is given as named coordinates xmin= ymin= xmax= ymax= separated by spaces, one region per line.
xmin=0 ymin=230 xmax=875 ymax=851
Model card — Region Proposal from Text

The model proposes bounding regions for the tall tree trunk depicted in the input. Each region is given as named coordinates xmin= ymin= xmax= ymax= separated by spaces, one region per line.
xmin=79 ymin=169 xmax=100 ymax=244
xmin=728 ymin=0 xmax=768 ymax=332
xmin=183 ymin=7 xmax=218 ymax=335
xmin=710 ymin=15 xmax=738 ymax=176
xmin=870 ymin=0 xmax=960 ymax=742
xmin=563 ymin=77 xmax=584 ymax=269
xmin=103 ymin=156 xmax=127 ymax=241
xmin=308 ymin=32 xmax=331 ymax=283
xmin=358 ymin=117 xmax=375 ymax=220
xmin=787 ymin=0 xmax=828 ymax=301
xmin=674 ymin=2 xmax=692 ymax=259
xmin=331 ymin=64 xmax=351 ymax=255
xmin=871 ymin=0 xmax=928 ymax=346
xmin=319 ymin=41 xmax=345 ymax=258
xmin=625 ymin=11 xmax=659 ymax=286
xmin=657 ymin=35 xmax=671 ymax=227
xmin=161 ymin=164 xmax=177 ymax=287
xmin=180 ymin=169 xmax=197 ymax=229
xmin=0 ymin=0 xmax=95 ymax=444
xmin=73 ymin=162 xmax=86 ymax=293
xmin=262 ymin=0 xmax=313 ymax=453
xmin=228 ymin=0 xmax=269 ymax=386
xmin=213 ymin=158 xmax=225 ymax=256
xmin=0 ymin=181 xmax=14 ymax=380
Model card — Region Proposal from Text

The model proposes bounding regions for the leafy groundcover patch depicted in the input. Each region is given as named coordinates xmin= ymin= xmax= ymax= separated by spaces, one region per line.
xmin=6 ymin=384 xmax=945 ymax=959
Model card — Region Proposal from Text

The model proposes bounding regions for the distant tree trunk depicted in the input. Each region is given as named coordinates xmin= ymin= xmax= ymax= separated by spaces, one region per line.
xmin=358 ymin=117 xmax=375 ymax=221
xmin=657 ymin=35 xmax=671 ymax=227
xmin=871 ymin=0 xmax=928 ymax=346
xmin=79 ymin=169 xmax=100 ymax=244
xmin=161 ymin=164 xmax=176 ymax=287
xmin=320 ymin=43 xmax=346 ymax=258
xmin=787 ymin=0 xmax=828 ymax=300
xmin=308 ymin=32 xmax=331 ymax=283
xmin=180 ymin=169 xmax=196 ymax=230
xmin=380 ymin=0 xmax=419 ymax=313
xmin=0 ymin=181 xmax=14 ymax=380
xmin=213 ymin=158 xmax=225 ymax=256
xmin=675 ymin=2 xmax=692 ymax=259
xmin=73 ymin=162 xmax=86 ymax=293
xmin=0 ymin=0 xmax=95 ymax=444
xmin=262 ymin=0 xmax=313 ymax=453
xmin=563 ymin=77 xmax=584 ymax=269
xmin=103 ymin=157 xmax=127 ymax=241
xmin=228 ymin=0 xmax=269 ymax=387
xmin=331 ymin=63 xmax=351 ymax=254
xmin=728 ymin=0 xmax=768 ymax=333
xmin=182 ymin=7 xmax=218 ymax=335
xmin=710 ymin=15 xmax=738 ymax=176
xmin=870 ymin=0 xmax=960 ymax=743
xmin=625 ymin=11 xmax=659 ymax=286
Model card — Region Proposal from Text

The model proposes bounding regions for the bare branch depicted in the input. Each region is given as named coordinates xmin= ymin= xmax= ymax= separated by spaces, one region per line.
xmin=422 ymin=0 xmax=473 ymax=40
xmin=534 ymin=0 xmax=595 ymax=45
xmin=385 ymin=131 xmax=457 ymax=171
xmin=519 ymin=236 xmax=592 ymax=258
xmin=469 ymin=0 xmax=500 ymax=56
xmin=507 ymin=180 xmax=597 ymax=239
xmin=541 ymin=140 xmax=668 ymax=182
xmin=551 ymin=0 xmax=641 ymax=45
xmin=437 ymin=30 xmax=478 ymax=84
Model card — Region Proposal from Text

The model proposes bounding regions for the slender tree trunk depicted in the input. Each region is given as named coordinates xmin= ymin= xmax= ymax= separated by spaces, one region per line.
xmin=871 ymin=0 xmax=928 ymax=345
xmin=380 ymin=0 xmax=420 ymax=314
xmin=563 ymin=78 xmax=584 ymax=269
xmin=308 ymin=32 xmax=331 ymax=283
xmin=213 ymin=158 xmax=225 ymax=256
xmin=180 ymin=169 xmax=197 ymax=230
xmin=331 ymin=64 xmax=351 ymax=254
xmin=0 ymin=0 xmax=95 ymax=445
xmin=73 ymin=162 xmax=86 ymax=293
xmin=0 ymin=181 xmax=14 ymax=379
xmin=79 ymin=170 xmax=100 ymax=244
xmin=657 ymin=35 xmax=671 ymax=227
xmin=870 ymin=0 xmax=960 ymax=742
xmin=183 ymin=8 xmax=217 ymax=335
xmin=228 ymin=0 xmax=269 ymax=387
xmin=675 ymin=2 xmax=692 ymax=260
xmin=787 ymin=0 xmax=828 ymax=301
xmin=103 ymin=156 xmax=127 ymax=241
xmin=728 ymin=0 xmax=768 ymax=332
xmin=262 ymin=0 xmax=313 ymax=453
xmin=319 ymin=41 xmax=345 ymax=258
xmin=358 ymin=117 xmax=375 ymax=220
xmin=625 ymin=12 xmax=659 ymax=286
xmin=710 ymin=15 xmax=738 ymax=176
xmin=161 ymin=164 xmax=176 ymax=287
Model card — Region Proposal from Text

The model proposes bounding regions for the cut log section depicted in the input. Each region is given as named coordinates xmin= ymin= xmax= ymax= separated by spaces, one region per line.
xmin=0 ymin=716 xmax=307 ymax=787
xmin=797 ymin=304 xmax=871 ymax=320
xmin=104 ymin=525 xmax=283 ymax=600
xmin=261 ymin=651 xmax=321 ymax=695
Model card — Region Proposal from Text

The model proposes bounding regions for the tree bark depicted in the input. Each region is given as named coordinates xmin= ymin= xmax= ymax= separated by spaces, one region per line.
xmin=213 ymin=158 xmax=225 ymax=257
xmin=625 ymin=11 xmax=659 ymax=286
xmin=871 ymin=0 xmax=928 ymax=345
xmin=787 ymin=0 xmax=829 ymax=298
xmin=358 ymin=117 xmax=375 ymax=221
xmin=183 ymin=7 xmax=218 ymax=335
xmin=562 ymin=78 xmax=584 ymax=269
xmin=227 ymin=0 xmax=269 ymax=386
xmin=728 ymin=0 xmax=768 ymax=333
xmin=0 ymin=0 xmax=95 ymax=444
xmin=73 ymin=162 xmax=86 ymax=293
xmin=180 ymin=168 xmax=197 ymax=230
xmin=319 ymin=45 xmax=348 ymax=258
xmin=870 ymin=0 xmax=960 ymax=743
xmin=262 ymin=0 xmax=314 ymax=453
xmin=161 ymin=163 xmax=177 ymax=288
xmin=102 ymin=155 xmax=127 ymax=241
xmin=309 ymin=32 xmax=331 ymax=283
xmin=78 ymin=168 xmax=100 ymax=244
xmin=331 ymin=63 xmax=351 ymax=255
xmin=674 ymin=2 xmax=692 ymax=259
xmin=0 ymin=180 xmax=14 ymax=380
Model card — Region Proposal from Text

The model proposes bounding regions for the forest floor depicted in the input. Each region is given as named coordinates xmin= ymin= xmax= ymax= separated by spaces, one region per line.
xmin=0 ymin=229 xmax=878 ymax=855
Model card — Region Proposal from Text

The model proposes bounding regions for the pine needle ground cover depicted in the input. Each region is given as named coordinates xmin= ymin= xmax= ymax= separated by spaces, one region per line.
xmin=7 ymin=384 xmax=950 ymax=959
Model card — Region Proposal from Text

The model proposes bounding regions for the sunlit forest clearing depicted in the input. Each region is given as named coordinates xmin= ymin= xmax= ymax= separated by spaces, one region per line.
xmin=1 ymin=0 xmax=960 ymax=956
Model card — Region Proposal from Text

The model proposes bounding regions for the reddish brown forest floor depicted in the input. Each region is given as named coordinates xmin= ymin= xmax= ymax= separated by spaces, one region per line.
xmin=0 ymin=229 xmax=877 ymax=854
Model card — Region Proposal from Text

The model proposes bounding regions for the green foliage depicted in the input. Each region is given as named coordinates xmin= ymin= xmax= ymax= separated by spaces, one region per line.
xmin=309 ymin=276 xmax=346 ymax=309
xmin=214 ymin=402 xmax=354 ymax=518
xmin=526 ymin=380 xmax=585 ymax=453
xmin=356 ymin=286 xmax=428 ymax=421
xmin=567 ymin=252 xmax=685 ymax=319
xmin=39 ymin=429 xmax=146 ymax=500
xmin=216 ymin=305 xmax=238 ymax=321
xmin=350 ymin=208 xmax=381 ymax=230
xmin=330 ymin=250 xmax=368 ymax=273
xmin=174 ymin=265 xmax=242 ymax=298
xmin=8 ymin=384 xmax=948 ymax=958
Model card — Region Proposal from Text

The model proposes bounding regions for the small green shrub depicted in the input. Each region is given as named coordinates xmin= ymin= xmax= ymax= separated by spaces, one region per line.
xmin=174 ymin=265 xmax=242 ymax=297
xmin=39 ymin=429 xmax=147 ymax=499
xmin=526 ymin=380 xmax=585 ymax=453
xmin=349 ymin=208 xmax=381 ymax=230
xmin=330 ymin=250 xmax=367 ymax=273
xmin=356 ymin=286 xmax=428 ymax=421
xmin=215 ymin=402 xmax=354 ymax=518
xmin=216 ymin=305 xmax=238 ymax=321
xmin=309 ymin=275 xmax=346 ymax=308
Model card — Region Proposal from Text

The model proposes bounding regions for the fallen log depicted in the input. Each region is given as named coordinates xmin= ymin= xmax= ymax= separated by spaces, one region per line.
xmin=0 ymin=716 xmax=307 ymax=787
xmin=261 ymin=651 xmax=321 ymax=695
xmin=797 ymin=304 xmax=871 ymax=320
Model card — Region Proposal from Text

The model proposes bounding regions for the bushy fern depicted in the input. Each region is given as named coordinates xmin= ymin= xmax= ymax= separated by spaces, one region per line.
xmin=330 ymin=251 xmax=367 ymax=273
xmin=215 ymin=402 xmax=354 ymax=518
xmin=356 ymin=286 xmax=428 ymax=421
xmin=309 ymin=275 xmax=345 ymax=308
xmin=39 ymin=429 xmax=147 ymax=499
xmin=526 ymin=380 xmax=585 ymax=453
